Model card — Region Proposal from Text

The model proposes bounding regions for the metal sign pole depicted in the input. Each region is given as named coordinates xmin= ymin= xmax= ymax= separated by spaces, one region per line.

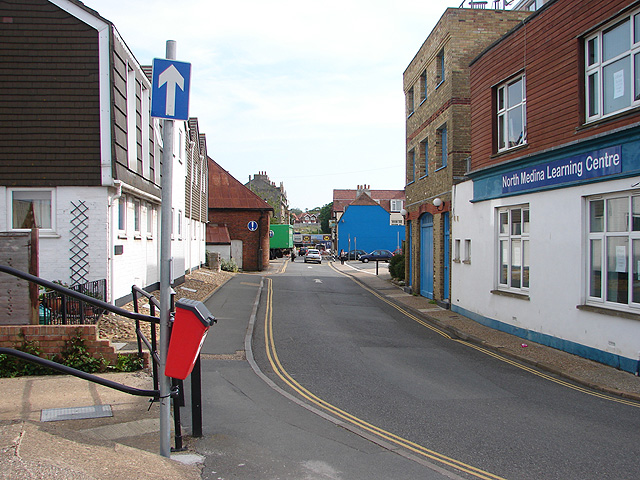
xmin=159 ymin=39 xmax=176 ymax=458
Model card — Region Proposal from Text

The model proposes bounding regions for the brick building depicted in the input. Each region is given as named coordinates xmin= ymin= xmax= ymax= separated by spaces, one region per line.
xmin=207 ymin=159 xmax=273 ymax=271
xmin=245 ymin=171 xmax=289 ymax=224
xmin=453 ymin=0 xmax=640 ymax=373
xmin=403 ymin=6 xmax=531 ymax=304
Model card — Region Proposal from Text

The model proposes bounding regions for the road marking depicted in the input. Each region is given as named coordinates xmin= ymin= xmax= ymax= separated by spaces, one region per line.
xmin=328 ymin=263 xmax=640 ymax=409
xmin=314 ymin=279 xmax=322 ymax=283
xmin=263 ymin=277 xmax=505 ymax=480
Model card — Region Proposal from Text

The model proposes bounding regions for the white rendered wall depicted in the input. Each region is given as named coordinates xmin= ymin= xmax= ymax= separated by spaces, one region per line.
xmin=1 ymin=186 xmax=108 ymax=285
xmin=452 ymin=178 xmax=640 ymax=363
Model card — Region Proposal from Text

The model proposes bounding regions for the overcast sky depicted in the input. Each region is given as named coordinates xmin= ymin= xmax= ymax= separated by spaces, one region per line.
xmin=82 ymin=0 xmax=467 ymax=211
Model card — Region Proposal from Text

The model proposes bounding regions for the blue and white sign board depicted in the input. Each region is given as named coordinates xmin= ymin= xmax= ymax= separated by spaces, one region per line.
xmin=502 ymin=145 xmax=622 ymax=194
xmin=248 ymin=221 xmax=258 ymax=232
xmin=151 ymin=58 xmax=191 ymax=120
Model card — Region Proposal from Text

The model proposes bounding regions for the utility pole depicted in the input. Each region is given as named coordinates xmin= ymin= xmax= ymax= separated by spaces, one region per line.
xmin=158 ymin=39 xmax=176 ymax=458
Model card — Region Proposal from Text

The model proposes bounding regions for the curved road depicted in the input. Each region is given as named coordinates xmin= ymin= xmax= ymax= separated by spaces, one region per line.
xmin=251 ymin=260 xmax=640 ymax=480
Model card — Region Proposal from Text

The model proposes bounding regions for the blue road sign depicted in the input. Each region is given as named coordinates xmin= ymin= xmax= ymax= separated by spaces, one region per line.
xmin=248 ymin=221 xmax=258 ymax=232
xmin=151 ymin=58 xmax=191 ymax=120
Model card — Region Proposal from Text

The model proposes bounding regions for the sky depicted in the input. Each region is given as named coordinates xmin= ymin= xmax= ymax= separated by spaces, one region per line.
xmin=81 ymin=0 xmax=467 ymax=211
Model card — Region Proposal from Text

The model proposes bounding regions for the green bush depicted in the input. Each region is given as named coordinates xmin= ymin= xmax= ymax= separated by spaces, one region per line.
xmin=53 ymin=333 xmax=108 ymax=374
xmin=389 ymin=254 xmax=405 ymax=281
xmin=221 ymin=258 xmax=239 ymax=272
xmin=116 ymin=353 xmax=145 ymax=372
xmin=0 ymin=330 xmax=145 ymax=377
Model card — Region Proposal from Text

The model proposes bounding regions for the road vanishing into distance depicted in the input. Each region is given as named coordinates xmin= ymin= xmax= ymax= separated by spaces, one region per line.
xmin=251 ymin=260 xmax=640 ymax=480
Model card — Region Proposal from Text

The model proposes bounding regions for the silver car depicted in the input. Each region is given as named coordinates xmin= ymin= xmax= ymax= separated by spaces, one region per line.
xmin=304 ymin=248 xmax=322 ymax=264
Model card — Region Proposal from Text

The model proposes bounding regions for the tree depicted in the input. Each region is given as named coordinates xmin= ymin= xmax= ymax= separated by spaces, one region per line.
xmin=319 ymin=202 xmax=333 ymax=234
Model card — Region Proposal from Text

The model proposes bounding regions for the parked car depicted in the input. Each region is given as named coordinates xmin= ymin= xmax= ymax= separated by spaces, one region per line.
xmin=360 ymin=249 xmax=393 ymax=263
xmin=304 ymin=248 xmax=322 ymax=264
xmin=298 ymin=246 xmax=309 ymax=257
xmin=344 ymin=249 xmax=366 ymax=260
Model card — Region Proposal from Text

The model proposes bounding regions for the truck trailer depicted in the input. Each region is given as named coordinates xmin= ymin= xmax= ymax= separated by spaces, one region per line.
xmin=269 ymin=224 xmax=294 ymax=259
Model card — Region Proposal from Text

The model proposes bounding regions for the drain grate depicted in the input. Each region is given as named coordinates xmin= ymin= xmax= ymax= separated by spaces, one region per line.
xmin=41 ymin=404 xmax=113 ymax=422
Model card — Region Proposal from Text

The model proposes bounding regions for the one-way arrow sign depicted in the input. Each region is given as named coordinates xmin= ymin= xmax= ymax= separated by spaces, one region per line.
xmin=151 ymin=58 xmax=191 ymax=120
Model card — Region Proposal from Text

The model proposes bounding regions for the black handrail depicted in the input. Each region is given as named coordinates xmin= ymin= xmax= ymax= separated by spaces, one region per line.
xmin=0 ymin=265 xmax=159 ymax=325
xmin=0 ymin=348 xmax=160 ymax=398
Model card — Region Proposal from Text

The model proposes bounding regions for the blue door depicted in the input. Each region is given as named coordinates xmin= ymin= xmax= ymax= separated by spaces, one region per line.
xmin=420 ymin=213 xmax=434 ymax=299
xmin=443 ymin=212 xmax=450 ymax=300
xmin=408 ymin=221 xmax=412 ymax=288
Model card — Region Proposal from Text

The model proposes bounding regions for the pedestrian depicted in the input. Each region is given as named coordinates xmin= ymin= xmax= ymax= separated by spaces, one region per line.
xmin=339 ymin=249 xmax=345 ymax=264
xmin=291 ymin=247 xmax=296 ymax=262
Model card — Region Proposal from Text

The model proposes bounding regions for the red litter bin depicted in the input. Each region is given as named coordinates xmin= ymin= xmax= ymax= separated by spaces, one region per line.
xmin=165 ymin=298 xmax=216 ymax=380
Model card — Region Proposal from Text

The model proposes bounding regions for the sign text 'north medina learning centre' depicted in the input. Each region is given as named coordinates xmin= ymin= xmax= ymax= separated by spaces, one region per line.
xmin=502 ymin=145 xmax=622 ymax=194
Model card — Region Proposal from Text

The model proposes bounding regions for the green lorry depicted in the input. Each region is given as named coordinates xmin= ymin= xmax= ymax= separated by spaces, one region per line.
xmin=269 ymin=224 xmax=294 ymax=259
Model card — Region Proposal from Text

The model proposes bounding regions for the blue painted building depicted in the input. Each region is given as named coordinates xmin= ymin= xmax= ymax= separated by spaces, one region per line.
xmin=336 ymin=192 xmax=405 ymax=254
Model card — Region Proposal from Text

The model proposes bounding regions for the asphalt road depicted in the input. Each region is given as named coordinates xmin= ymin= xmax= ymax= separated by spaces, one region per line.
xmin=251 ymin=260 xmax=640 ymax=480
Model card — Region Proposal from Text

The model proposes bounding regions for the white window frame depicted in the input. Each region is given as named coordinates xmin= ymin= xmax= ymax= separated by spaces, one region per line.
xmin=8 ymin=188 xmax=56 ymax=233
xmin=118 ymin=195 xmax=127 ymax=236
xmin=587 ymin=193 xmax=640 ymax=310
xmin=390 ymin=199 xmax=404 ymax=212
xmin=497 ymin=75 xmax=527 ymax=152
xmin=133 ymin=197 xmax=141 ymax=237
xmin=497 ymin=204 xmax=530 ymax=293
xmin=585 ymin=9 xmax=640 ymax=122
xmin=146 ymin=202 xmax=154 ymax=239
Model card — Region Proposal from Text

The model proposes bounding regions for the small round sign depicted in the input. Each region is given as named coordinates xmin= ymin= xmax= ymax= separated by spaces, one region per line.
xmin=247 ymin=221 xmax=258 ymax=232
xmin=269 ymin=230 xmax=274 ymax=238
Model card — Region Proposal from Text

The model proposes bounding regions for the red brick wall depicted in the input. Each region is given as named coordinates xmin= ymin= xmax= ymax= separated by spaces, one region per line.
xmin=470 ymin=0 xmax=640 ymax=172
xmin=0 ymin=325 xmax=120 ymax=365
xmin=209 ymin=210 xmax=271 ymax=271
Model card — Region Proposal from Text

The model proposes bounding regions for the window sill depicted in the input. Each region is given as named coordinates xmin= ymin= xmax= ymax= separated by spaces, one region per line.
xmin=419 ymin=174 xmax=428 ymax=180
xmin=134 ymin=234 xmax=142 ymax=240
xmin=435 ymin=80 xmax=445 ymax=90
xmin=147 ymin=235 xmax=153 ymax=240
xmin=577 ymin=304 xmax=640 ymax=321
xmin=435 ymin=165 xmax=447 ymax=173
xmin=491 ymin=289 xmax=529 ymax=300
xmin=579 ymin=105 xmax=640 ymax=131
xmin=407 ymin=112 xmax=414 ymax=119
xmin=453 ymin=258 xmax=461 ymax=263
xmin=462 ymin=260 xmax=471 ymax=264
xmin=117 ymin=234 xmax=127 ymax=240
xmin=492 ymin=143 xmax=528 ymax=159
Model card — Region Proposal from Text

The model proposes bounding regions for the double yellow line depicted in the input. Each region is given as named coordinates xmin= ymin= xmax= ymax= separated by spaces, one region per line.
xmin=341 ymin=268 xmax=640 ymax=409
xmin=263 ymin=277 xmax=507 ymax=480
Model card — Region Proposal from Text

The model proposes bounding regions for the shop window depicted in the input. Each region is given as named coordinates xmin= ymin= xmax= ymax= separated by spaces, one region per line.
xmin=588 ymin=194 xmax=640 ymax=307
xmin=498 ymin=205 xmax=529 ymax=292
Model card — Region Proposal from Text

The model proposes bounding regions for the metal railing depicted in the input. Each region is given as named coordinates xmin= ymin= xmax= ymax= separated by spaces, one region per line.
xmin=0 ymin=265 xmax=191 ymax=451
xmin=39 ymin=278 xmax=107 ymax=325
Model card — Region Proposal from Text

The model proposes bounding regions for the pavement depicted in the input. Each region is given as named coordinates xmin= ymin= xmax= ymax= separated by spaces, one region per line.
xmin=0 ymin=256 xmax=638 ymax=480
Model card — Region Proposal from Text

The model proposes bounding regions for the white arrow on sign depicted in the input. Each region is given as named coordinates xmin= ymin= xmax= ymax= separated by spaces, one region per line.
xmin=158 ymin=65 xmax=185 ymax=117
